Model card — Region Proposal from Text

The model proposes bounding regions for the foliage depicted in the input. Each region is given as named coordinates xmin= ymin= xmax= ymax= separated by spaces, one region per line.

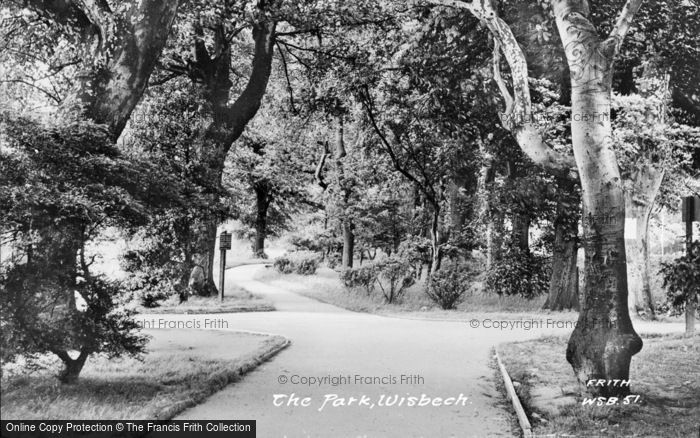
xmin=374 ymin=256 xmax=415 ymax=304
xmin=485 ymin=247 xmax=551 ymax=299
xmin=0 ymin=115 xmax=156 ymax=378
xmin=273 ymin=251 xmax=320 ymax=276
xmin=426 ymin=264 xmax=470 ymax=310
xmin=660 ymin=242 xmax=700 ymax=316
xmin=119 ymin=83 xmax=230 ymax=300
xmin=340 ymin=265 xmax=378 ymax=295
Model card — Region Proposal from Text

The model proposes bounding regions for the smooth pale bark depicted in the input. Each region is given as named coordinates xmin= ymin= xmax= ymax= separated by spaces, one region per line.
xmin=552 ymin=0 xmax=644 ymax=397
xmin=432 ymin=0 xmax=644 ymax=396
xmin=182 ymin=20 xmax=277 ymax=294
xmin=39 ymin=0 xmax=183 ymax=141
xmin=624 ymin=165 xmax=664 ymax=318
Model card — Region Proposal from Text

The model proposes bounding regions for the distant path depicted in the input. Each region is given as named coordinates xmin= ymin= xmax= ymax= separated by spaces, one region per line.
xmin=172 ymin=265 xmax=683 ymax=438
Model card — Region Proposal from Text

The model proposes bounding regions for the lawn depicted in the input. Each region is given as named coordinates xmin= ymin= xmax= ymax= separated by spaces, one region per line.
xmin=497 ymin=333 xmax=700 ymax=437
xmin=137 ymin=283 xmax=274 ymax=314
xmin=253 ymin=266 xmax=577 ymax=321
xmin=0 ymin=329 xmax=288 ymax=420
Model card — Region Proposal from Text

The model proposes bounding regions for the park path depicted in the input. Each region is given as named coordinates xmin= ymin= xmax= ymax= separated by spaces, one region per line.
xmin=171 ymin=265 xmax=683 ymax=438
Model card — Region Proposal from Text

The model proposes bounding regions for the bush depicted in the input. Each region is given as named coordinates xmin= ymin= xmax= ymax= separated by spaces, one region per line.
xmin=340 ymin=265 xmax=378 ymax=295
xmin=485 ymin=248 xmax=551 ymax=298
xmin=273 ymin=251 xmax=320 ymax=276
xmin=375 ymin=257 xmax=415 ymax=304
xmin=295 ymin=255 xmax=319 ymax=275
xmin=426 ymin=265 xmax=469 ymax=309
xmin=660 ymin=242 xmax=700 ymax=317
xmin=273 ymin=256 xmax=295 ymax=274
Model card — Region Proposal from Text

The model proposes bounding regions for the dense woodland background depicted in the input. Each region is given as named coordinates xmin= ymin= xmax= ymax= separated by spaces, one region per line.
xmin=0 ymin=0 xmax=698 ymax=393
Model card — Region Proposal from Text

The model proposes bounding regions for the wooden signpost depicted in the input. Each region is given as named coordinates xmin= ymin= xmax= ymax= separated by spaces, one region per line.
xmin=219 ymin=231 xmax=232 ymax=302
xmin=681 ymin=196 xmax=699 ymax=335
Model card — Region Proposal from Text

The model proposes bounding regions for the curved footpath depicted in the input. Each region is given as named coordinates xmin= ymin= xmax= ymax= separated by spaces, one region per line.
xmin=166 ymin=265 xmax=683 ymax=438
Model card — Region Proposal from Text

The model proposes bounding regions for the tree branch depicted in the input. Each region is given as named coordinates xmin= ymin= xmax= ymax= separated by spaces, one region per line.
xmin=276 ymin=41 xmax=297 ymax=113
xmin=223 ymin=19 xmax=277 ymax=144
xmin=430 ymin=0 xmax=577 ymax=177
xmin=604 ymin=0 xmax=644 ymax=56
xmin=359 ymin=87 xmax=438 ymax=207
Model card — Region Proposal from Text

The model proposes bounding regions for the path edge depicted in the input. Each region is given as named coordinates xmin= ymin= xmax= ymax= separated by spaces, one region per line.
xmin=159 ymin=333 xmax=292 ymax=420
xmin=494 ymin=347 xmax=533 ymax=438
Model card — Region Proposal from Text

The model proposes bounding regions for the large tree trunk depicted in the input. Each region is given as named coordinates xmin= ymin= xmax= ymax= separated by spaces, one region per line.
xmin=55 ymin=349 xmax=90 ymax=384
xmin=544 ymin=199 xmax=580 ymax=311
xmin=545 ymin=176 xmax=581 ymax=311
xmin=431 ymin=0 xmax=644 ymax=397
xmin=253 ymin=180 xmax=272 ymax=259
xmin=182 ymin=19 xmax=277 ymax=293
xmin=552 ymin=0 xmax=644 ymax=397
xmin=624 ymin=167 xmax=664 ymax=318
xmin=31 ymin=0 xmax=182 ymax=141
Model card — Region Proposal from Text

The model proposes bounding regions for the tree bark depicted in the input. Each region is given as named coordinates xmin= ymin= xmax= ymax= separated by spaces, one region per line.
xmin=430 ymin=208 xmax=442 ymax=273
xmin=552 ymin=0 xmax=644 ymax=397
xmin=342 ymin=220 xmax=355 ymax=269
xmin=624 ymin=168 xmax=663 ymax=318
xmin=511 ymin=213 xmax=530 ymax=253
xmin=182 ymin=18 xmax=277 ymax=293
xmin=334 ymin=116 xmax=354 ymax=268
xmin=486 ymin=208 xmax=505 ymax=269
xmin=253 ymin=180 xmax=272 ymax=259
xmin=55 ymin=349 xmax=90 ymax=384
xmin=544 ymin=199 xmax=580 ymax=311
xmin=35 ymin=0 xmax=182 ymax=141
xmin=432 ymin=0 xmax=644 ymax=396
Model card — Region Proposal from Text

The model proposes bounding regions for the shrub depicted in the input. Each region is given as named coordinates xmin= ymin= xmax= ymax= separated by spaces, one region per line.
xmin=273 ymin=256 xmax=295 ymax=274
xmin=273 ymin=251 xmax=320 ymax=276
xmin=295 ymin=255 xmax=319 ymax=275
xmin=375 ymin=257 xmax=415 ymax=304
xmin=485 ymin=248 xmax=551 ymax=298
xmin=660 ymin=242 xmax=700 ymax=317
xmin=340 ymin=265 xmax=378 ymax=295
xmin=426 ymin=265 xmax=469 ymax=309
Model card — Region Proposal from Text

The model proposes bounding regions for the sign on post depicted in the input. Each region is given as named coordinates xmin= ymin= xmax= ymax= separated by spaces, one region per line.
xmin=682 ymin=196 xmax=698 ymax=336
xmin=681 ymin=195 xmax=700 ymax=222
xmin=219 ymin=231 xmax=232 ymax=302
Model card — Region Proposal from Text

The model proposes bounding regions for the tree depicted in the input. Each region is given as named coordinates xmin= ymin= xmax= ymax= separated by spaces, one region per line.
xmin=661 ymin=241 xmax=700 ymax=336
xmin=224 ymin=104 xmax=315 ymax=258
xmin=615 ymin=92 xmax=698 ymax=318
xmin=0 ymin=116 xmax=179 ymax=382
xmin=431 ymin=0 xmax=648 ymax=396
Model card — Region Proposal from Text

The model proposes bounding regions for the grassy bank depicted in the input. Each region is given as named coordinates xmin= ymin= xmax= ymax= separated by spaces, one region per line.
xmin=137 ymin=283 xmax=274 ymax=314
xmin=498 ymin=333 xmax=699 ymax=437
xmin=1 ymin=329 xmax=288 ymax=420
xmin=253 ymin=266 xmax=576 ymax=321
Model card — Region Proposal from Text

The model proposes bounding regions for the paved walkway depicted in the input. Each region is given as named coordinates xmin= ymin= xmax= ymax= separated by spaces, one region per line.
xmin=169 ymin=265 xmax=683 ymax=438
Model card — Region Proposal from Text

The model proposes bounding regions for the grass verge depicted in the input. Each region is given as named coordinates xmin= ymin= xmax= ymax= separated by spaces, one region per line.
xmin=1 ymin=329 xmax=289 ymax=420
xmin=498 ymin=333 xmax=699 ymax=437
xmin=253 ymin=266 xmax=576 ymax=321
xmin=137 ymin=284 xmax=274 ymax=314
